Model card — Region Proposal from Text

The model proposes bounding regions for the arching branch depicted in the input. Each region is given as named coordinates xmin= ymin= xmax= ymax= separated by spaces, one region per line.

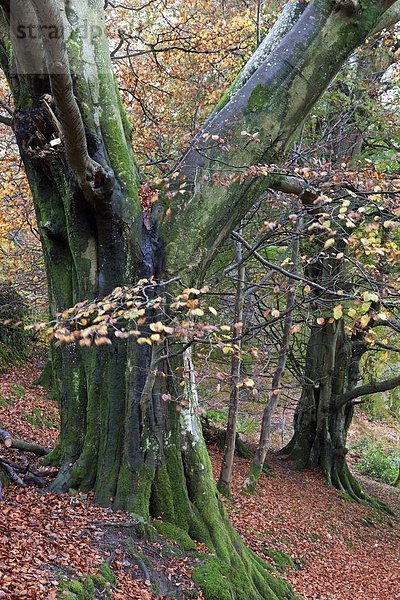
xmin=336 ymin=374 xmax=400 ymax=407
xmin=216 ymin=0 xmax=307 ymax=110
xmin=161 ymin=0 xmax=397 ymax=280
xmin=372 ymin=0 xmax=400 ymax=33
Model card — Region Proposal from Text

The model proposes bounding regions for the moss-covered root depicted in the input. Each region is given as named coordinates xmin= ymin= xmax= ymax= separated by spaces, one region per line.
xmin=153 ymin=520 xmax=196 ymax=551
xmin=154 ymin=511 xmax=295 ymax=599
xmin=263 ymin=549 xmax=298 ymax=573
xmin=243 ymin=462 xmax=263 ymax=494
xmin=152 ymin=469 xmax=296 ymax=598
xmin=331 ymin=463 xmax=394 ymax=515
xmin=34 ymin=359 xmax=53 ymax=388
xmin=193 ymin=552 xmax=295 ymax=600
xmin=58 ymin=564 xmax=116 ymax=599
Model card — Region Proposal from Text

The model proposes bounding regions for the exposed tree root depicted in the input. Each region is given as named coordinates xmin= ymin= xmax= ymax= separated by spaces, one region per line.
xmin=280 ymin=443 xmax=394 ymax=515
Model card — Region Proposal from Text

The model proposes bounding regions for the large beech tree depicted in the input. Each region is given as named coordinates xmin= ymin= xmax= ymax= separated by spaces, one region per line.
xmin=0 ymin=0 xmax=399 ymax=596
xmin=281 ymin=238 xmax=400 ymax=506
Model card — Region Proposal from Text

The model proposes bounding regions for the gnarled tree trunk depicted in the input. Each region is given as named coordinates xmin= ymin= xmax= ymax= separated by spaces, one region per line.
xmin=280 ymin=319 xmax=367 ymax=499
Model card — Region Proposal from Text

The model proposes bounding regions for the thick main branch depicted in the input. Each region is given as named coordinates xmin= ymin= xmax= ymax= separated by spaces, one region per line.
xmin=336 ymin=374 xmax=400 ymax=407
xmin=29 ymin=0 xmax=102 ymax=189
xmin=161 ymin=0 xmax=396 ymax=280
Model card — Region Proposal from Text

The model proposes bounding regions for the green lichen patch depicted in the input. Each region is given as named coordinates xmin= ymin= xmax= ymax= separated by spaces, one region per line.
xmin=247 ymin=84 xmax=273 ymax=113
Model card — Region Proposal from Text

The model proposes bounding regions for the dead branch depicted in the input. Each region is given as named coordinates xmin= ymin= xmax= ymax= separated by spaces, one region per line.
xmin=0 ymin=429 xmax=55 ymax=497
xmin=0 ymin=429 xmax=12 ymax=448
xmin=0 ymin=428 xmax=51 ymax=455
xmin=0 ymin=461 xmax=27 ymax=488
xmin=11 ymin=439 xmax=51 ymax=456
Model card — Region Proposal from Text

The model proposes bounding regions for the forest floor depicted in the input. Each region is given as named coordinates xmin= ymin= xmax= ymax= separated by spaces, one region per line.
xmin=0 ymin=360 xmax=399 ymax=599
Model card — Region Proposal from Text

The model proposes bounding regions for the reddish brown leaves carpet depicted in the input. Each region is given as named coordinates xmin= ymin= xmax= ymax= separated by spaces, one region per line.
xmin=1 ymin=363 xmax=399 ymax=599
xmin=210 ymin=450 xmax=400 ymax=600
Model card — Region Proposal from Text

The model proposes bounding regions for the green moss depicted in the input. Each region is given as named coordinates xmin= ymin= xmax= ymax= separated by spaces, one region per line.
xmin=247 ymin=84 xmax=272 ymax=113
xmin=59 ymin=580 xmax=85 ymax=599
xmin=99 ymin=564 xmax=117 ymax=586
xmin=125 ymin=541 xmax=151 ymax=566
xmin=113 ymin=77 xmax=135 ymax=147
xmin=188 ymin=508 xmax=214 ymax=549
xmin=91 ymin=574 xmax=110 ymax=591
xmin=214 ymin=70 xmax=243 ymax=112
xmin=34 ymin=360 xmax=53 ymax=388
xmin=339 ymin=491 xmax=357 ymax=504
xmin=95 ymin=61 xmax=140 ymax=203
xmin=153 ymin=521 xmax=196 ymax=551
xmin=58 ymin=568 xmax=112 ymax=598
xmin=0 ymin=285 xmax=30 ymax=370
xmin=192 ymin=558 xmax=232 ymax=600
xmin=80 ymin=576 xmax=95 ymax=594
xmin=263 ymin=549 xmax=297 ymax=573
xmin=243 ymin=463 xmax=263 ymax=494
xmin=66 ymin=35 xmax=97 ymax=132
xmin=114 ymin=463 xmax=155 ymax=517
xmin=41 ymin=443 xmax=63 ymax=467
xmin=150 ymin=464 xmax=176 ymax=523
xmin=193 ymin=556 xmax=295 ymax=600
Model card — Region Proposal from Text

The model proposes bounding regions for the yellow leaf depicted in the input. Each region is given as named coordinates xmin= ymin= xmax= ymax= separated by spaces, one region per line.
xmin=324 ymin=238 xmax=335 ymax=250
xmin=362 ymin=291 xmax=379 ymax=303
xmin=243 ymin=378 xmax=255 ymax=388
xmin=222 ymin=346 xmax=234 ymax=355
xmin=333 ymin=305 xmax=343 ymax=320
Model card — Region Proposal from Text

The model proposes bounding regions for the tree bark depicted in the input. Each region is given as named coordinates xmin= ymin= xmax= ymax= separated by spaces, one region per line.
xmin=217 ymin=230 xmax=246 ymax=497
xmin=280 ymin=319 xmax=390 ymax=509
xmin=160 ymin=0 xmax=396 ymax=280
xmin=244 ymin=233 xmax=299 ymax=491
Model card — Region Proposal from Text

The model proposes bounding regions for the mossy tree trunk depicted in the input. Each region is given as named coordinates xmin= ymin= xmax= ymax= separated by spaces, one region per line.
xmin=279 ymin=221 xmax=369 ymax=500
xmin=280 ymin=318 xmax=368 ymax=499
xmin=282 ymin=299 xmax=400 ymax=505
xmin=0 ymin=0 xmax=397 ymax=596
xmin=0 ymin=285 xmax=30 ymax=369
